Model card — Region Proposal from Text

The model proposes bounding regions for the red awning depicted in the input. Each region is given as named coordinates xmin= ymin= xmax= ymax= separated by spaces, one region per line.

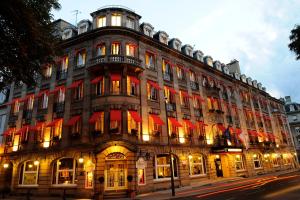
xmin=183 ymin=119 xmax=195 ymax=129
xmin=89 ymin=112 xmax=102 ymax=124
xmin=180 ymin=91 xmax=191 ymax=98
xmin=91 ymin=76 xmax=103 ymax=84
xmin=15 ymin=126 xmax=29 ymax=135
xmin=49 ymin=85 xmax=65 ymax=94
xmin=177 ymin=65 xmax=189 ymax=72
xmin=248 ymin=130 xmax=258 ymax=136
xmin=1 ymin=128 xmax=15 ymax=136
xmin=19 ymin=94 xmax=34 ymax=102
xmin=30 ymin=122 xmax=44 ymax=131
xmin=46 ymin=118 xmax=63 ymax=127
xmin=110 ymin=74 xmax=121 ymax=81
xmin=67 ymin=80 xmax=83 ymax=89
xmin=36 ymin=90 xmax=49 ymax=98
xmin=147 ymin=81 xmax=162 ymax=90
xmin=235 ymin=128 xmax=242 ymax=135
xmin=168 ymin=118 xmax=182 ymax=127
xmin=150 ymin=114 xmax=165 ymax=125
xmin=268 ymin=133 xmax=275 ymax=139
xmin=194 ymin=95 xmax=205 ymax=102
xmin=5 ymin=98 xmax=19 ymax=106
xmin=110 ymin=110 xmax=121 ymax=121
xmin=129 ymin=76 xmax=140 ymax=85
xmin=165 ymin=86 xmax=177 ymax=94
xmin=129 ymin=110 xmax=141 ymax=122
xmin=217 ymin=123 xmax=226 ymax=132
xmin=66 ymin=115 xmax=81 ymax=126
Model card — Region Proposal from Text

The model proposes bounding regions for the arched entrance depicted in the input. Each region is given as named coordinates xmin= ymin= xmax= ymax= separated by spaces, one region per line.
xmin=104 ymin=152 xmax=127 ymax=191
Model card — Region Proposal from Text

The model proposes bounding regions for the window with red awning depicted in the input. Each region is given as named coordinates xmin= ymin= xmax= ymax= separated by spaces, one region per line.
xmin=110 ymin=74 xmax=121 ymax=81
xmin=67 ymin=80 xmax=83 ymax=89
xmin=168 ymin=117 xmax=182 ymax=127
xmin=183 ymin=119 xmax=195 ymax=129
xmin=110 ymin=110 xmax=121 ymax=121
xmin=180 ymin=90 xmax=191 ymax=98
xmin=165 ymin=86 xmax=177 ymax=94
xmin=91 ymin=76 xmax=103 ymax=84
xmin=46 ymin=118 xmax=63 ymax=127
xmin=30 ymin=122 xmax=44 ymax=131
xmin=129 ymin=76 xmax=140 ymax=85
xmin=35 ymin=90 xmax=49 ymax=98
xmin=128 ymin=110 xmax=141 ymax=122
xmin=49 ymin=85 xmax=65 ymax=95
xmin=150 ymin=114 xmax=165 ymax=125
xmin=89 ymin=112 xmax=103 ymax=124
xmin=147 ymin=80 xmax=162 ymax=90
xmin=66 ymin=115 xmax=81 ymax=126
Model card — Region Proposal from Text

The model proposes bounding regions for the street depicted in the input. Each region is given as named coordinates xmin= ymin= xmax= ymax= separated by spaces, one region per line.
xmin=174 ymin=171 xmax=300 ymax=200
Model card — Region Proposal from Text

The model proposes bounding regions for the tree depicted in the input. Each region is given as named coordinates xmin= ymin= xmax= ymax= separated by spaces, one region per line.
xmin=289 ymin=25 xmax=300 ymax=60
xmin=0 ymin=0 xmax=61 ymax=90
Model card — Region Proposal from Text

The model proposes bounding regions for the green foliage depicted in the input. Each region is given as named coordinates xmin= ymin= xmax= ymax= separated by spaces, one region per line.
xmin=0 ymin=0 xmax=61 ymax=90
xmin=289 ymin=25 xmax=300 ymax=60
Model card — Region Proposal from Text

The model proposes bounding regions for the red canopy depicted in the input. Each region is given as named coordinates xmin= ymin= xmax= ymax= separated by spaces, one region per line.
xmin=147 ymin=81 xmax=162 ymax=90
xmin=30 ymin=122 xmax=44 ymax=131
xmin=66 ymin=115 xmax=81 ymax=126
xmin=49 ymin=85 xmax=65 ymax=94
xmin=217 ymin=123 xmax=226 ymax=132
xmin=165 ymin=86 xmax=177 ymax=94
xmin=36 ymin=90 xmax=49 ymax=98
xmin=91 ymin=76 xmax=103 ymax=84
xmin=194 ymin=95 xmax=205 ymax=102
xmin=183 ymin=119 xmax=195 ymax=129
xmin=235 ymin=128 xmax=242 ymax=135
xmin=67 ymin=80 xmax=83 ymax=89
xmin=5 ymin=98 xmax=19 ymax=106
xmin=110 ymin=74 xmax=121 ymax=81
xmin=19 ymin=94 xmax=34 ymax=102
xmin=15 ymin=126 xmax=29 ymax=135
xmin=46 ymin=118 xmax=63 ymax=127
xmin=89 ymin=112 xmax=102 ymax=124
xmin=180 ymin=91 xmax=191 ymax=98
xmin=268 ymin=133 xmax=275 ymax=139
xmin=168 ymin=118 xmax=182 ymax=127
xmin=150 ymin=114 xmax=165 ymax=125
xmin=129 ymin=76 xmax=140 ymax=85
xmin=129 ymin=110 xmax=141 ymax=122
xmin=248 ymin=130 xmax=258 ymax=136
xmin=110 ymin=110 xmax=121 ymax=121
xmin=1 ymin=128 xmax=15 ymax=136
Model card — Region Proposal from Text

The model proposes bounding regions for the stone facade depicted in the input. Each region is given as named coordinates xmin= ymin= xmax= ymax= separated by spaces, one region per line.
xmin=0 ymin=6 xmax=298 ymax=199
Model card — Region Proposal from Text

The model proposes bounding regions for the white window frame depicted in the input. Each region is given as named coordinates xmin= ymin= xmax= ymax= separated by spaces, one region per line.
xmin=253 ymin=154 xmax=263 ymax=169
xmin=137 ymin=167 xmax=146 ymax=186
xmin=188 ymin=155 xmax=206 ymax=177
xmin=235 ymin=155 xmax=245 ymax=172
xmin=42 ymin=93 xmax=48 ymax=109
xmin=52 ymin=158 xmax=77 ymax=186
xmin=57 ymin=89 xmax=65 ymax=103
xmin=154 ymin=155 xmax=178 ymax=181
xmin=19 ymin=160 xmax=39 ymax=186
xmin=97 ymin=16 xmax=106 ymax=28
xmin=111 ymin=13 xmax=121 ymax=26
xmin=126 ymin=17 xmax=135 ymax=29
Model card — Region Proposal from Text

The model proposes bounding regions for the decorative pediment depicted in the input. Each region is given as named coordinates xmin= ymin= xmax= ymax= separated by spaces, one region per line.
xmin=181 ymin=44 xmax=193 ymax=57
xmin=246 ymin=77 xmax=252 ymax=86
xmin=153 ymin=31 xmax=169 ymax=45
xmin=213 ymin=61 xmax=222 ymax=71
xmin=204 ymin=56 xmax=213 ymax=67
xmin=240 ymin=74 xmax=247 ymax=83
xmin=140 ymin=22 xmax=154 ymax=37
xmin=168 ymin=38 xmax=182 ymax=51
xmin=193 ymin=50 xmax=204 ymax=62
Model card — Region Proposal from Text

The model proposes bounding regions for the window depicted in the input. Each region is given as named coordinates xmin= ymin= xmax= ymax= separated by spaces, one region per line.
xmin=127 ymin=111 xmax=140 ymax=135
xmin=126 ymin=17 xmax=135 ymax=29
xmin=138 ymin=168 xmax=146 ymax=185
xmin=111 ymin=13 xmax=121 ymax=26
xmin=74 ymin=83 xmax=84 ymax=101
xmin=148 ymin=115 xmax=163 ymax=136
xmin=126 ymin=44 xmax=135 ymax=57
xmin=85 ymin=161 xmax=95 ymax=188
xmin=61 ymin=56 xmax=68 ymax=71
xmin=62 ymin=30 xmax=72 ymax=40
xmin=164 ymin=87 xmax=176 ymax=104
xmin=147 ymin=84 xmax=158 ymax=101
xmin=111 ymin=43 xmax=121 ymax=55
xmin=97 ymin=16 xmax=106 ymax=28
xmin=96 ymin=44 xmax=106 ymax=56
xmin=26 ymin=96 xmax=34 ymax=110
xmin=189 ymin=155 xmax=206 ymax=176
xmin=20 ymin=126 xmax=30 ymax=144
xmin=162 ymin=60 xmax=172 ymax=75
xmin=127 ymin=76 xmax=139 ymax=96
xmin=76 ymin=50 xmax=86 ymax=67
xmin=154 ymin=154 xmax=178 ymax=179
xmin=272 ymin=154 xmax=281 ymax=167
xmin=51 ymin=119 xmax=63 ymax=141
xmin=52 ymin=158 xmax=76 ymax=185
xmin=41 ymin=93 xmax=48 ymax=109
xmin=177 ymin=66 xmax=184 ymax=80
xmin=111 ymin=75 xmax=121 ymax=95
xmin=253 ymin=154 xmax=262 ymax=169
xmin=190 ymin=71 xmax=196 ymax=82
xmin=13 ymin=100 xmax=20 ymax=114
xmin=57 ymin=88 xmax=65 ymax=103
xmin=235 ymin=155 xmax=245 ymax=171
xmin=94 ymin=112 xmax=104 ymax=133
xmin=19 ymin=161 xmax=39 ymax=185
xmin=78 ymin=24 xmax=87 ymax=35
xmin=43 ymin=65 xmax=52 ymax=78
xmin=180 ymin=91 xmax=190 ymax=108
xmin=145 ymin=52 xmax=155 ymax=69
xmin=96 ymin=79 xmax=104 ymax=96
xmin=110 ymin=110 xmax=121 ymax=133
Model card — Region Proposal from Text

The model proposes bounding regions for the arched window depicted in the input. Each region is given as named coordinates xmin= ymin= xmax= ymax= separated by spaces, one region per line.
xmin=188 ymin=155 xmax=206 ymax=176
xmin=154 ymin=154 xmax=178 ymax=180
xmin=19 ymin=160 xmax=39 ymax=185
xmin=52 ymin=158 xmax=77 ymax=185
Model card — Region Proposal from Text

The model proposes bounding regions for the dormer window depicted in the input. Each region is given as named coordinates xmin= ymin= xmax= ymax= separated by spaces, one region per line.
xmin=126 ymin=17 xmax=135 ymax=29
xmin=145 ymin=28 xmax=152 ymax=37
xmin=96 ymin=43 xmax=106 ymax=56
xmin=62 ymin=29 xmax=72 ymax=40
xmin=97 ymin=16 xmax=106 ymax=28
xmin=111 ymin=42 xmax=121 ymax=55
xmin=111 ymin=13 xmax=121 ymax=26
xmin=78 ymin=24 xmax=87 ymax=34
xmin=126 ymin=44 xmax=136 ymax=57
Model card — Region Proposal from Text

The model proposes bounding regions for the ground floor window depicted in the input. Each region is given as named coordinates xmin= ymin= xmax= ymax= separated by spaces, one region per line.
xmin=19 ymin=160 xmax=39 ymax=185
xmin=138 ymin=168 xmax=146 ymax=185
xmin=235 ymin=154 xmax=245 ymax=171
xmin=52 ymin=158 xmax=76 ymax=185
xmin=154 ymin=154 xmax=178 ymax=179
xmin=272 ymin=154 xmax=281 ymax=167
xmin=253 ymin=154 xmax=262 ymax=169
xmin=189 ymin=155 xmax=206 ymax=176
xmin=85 ymin=171 xmax=94 ymax=188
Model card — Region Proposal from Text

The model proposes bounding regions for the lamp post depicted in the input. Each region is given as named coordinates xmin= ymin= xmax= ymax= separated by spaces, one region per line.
xmin=164 ymin=97 xmax=175 ymax=196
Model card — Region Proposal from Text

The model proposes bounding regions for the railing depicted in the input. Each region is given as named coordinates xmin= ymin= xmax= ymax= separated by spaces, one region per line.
xmin=23 ymin=110 xmax=33 ymax=123
xmin=56 ymin=70 xmax=68 ymax=80
xmin=163 ymin=73 xmax=173 ymax=82
xmin=166 ymin=103 xmax=176 ymax=112
xmin=89 ymin=55 xmax=142 ymax=68
xmin=53 ymin=102 xmax=65 ymax=113
xmin=194 ymin=109 xmax=203 ymax=117
xmin=190 ymin=81 xmax=199 ymax=90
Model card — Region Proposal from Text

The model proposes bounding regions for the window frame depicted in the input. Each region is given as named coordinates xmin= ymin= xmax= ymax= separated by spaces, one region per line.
xmin=235 ymin=155 xmax=245 ymax=171
xmin=111 ymin=13 xmax=122 ymax=26
xmin=52 ymin=158 xmax=77 ymax=186
xmin=97 ymin=16 xmax=106 ymax=28
xmin=188 ymin=155 xmax=206 ymax=177
xmin=253 ymin=154 xmax=263 ymax=169
xmin=154 ymin=154 xmax=178 ymax=181
xmin=19 ymin=160 xmax=39 ymax=186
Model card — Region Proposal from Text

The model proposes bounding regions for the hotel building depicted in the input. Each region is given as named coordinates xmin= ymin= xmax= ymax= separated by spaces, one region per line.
xmin=0 ymin=5 xmax=297 ymax=199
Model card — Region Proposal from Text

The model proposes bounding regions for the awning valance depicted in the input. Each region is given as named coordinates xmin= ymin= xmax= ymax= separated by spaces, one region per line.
xmin=168 ymin=117 xmax=182 ymax=127
xmin=30 ymin=122 xmax=44 ymax=131
xmin=193 ymin=95 xmax=205 ymax=102
xmin=110 ymin=74 xmax=121 ymax=81
xmin=89 ymin=112 xmax=102 ymax=124
xmin=15 ymin=126 xmax=30 ymax=135
xmin=67 ymin=80 xmax=83 ymax=89
xmin=183 ymin=119 xmax=195 ymax=129
xmin=91 ymin=76 xmax=103 ymax=84
xmin=180 ymin=91 xmax=191 ymax=98
xmin=49 ymin=85 xmax=65 ymax=95
xmin=129 ymin=76 xmax=140 ymax=85
xmin=129 ymin=110 xmax=141 ymax=122
xmin=46 ymin=118 xmax=63 ymax=127
xmin=35 ymin=90 xmax=49 ymax=98
xmin=110 ymin=110 xmax=121 ymax=121
xmin=165 ymin=86 xmax=177 ymax=94
xmin=150 ymin=114 xmax=165 ymax=125
xmin=147 ymin=81 xmax=162 ymax=90
xmin=66 ymin=115 xmax=81 ymax=126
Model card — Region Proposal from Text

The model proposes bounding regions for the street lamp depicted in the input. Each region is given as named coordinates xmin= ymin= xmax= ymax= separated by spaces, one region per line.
xmin=164 ymin=96 xmax=175 ymax=196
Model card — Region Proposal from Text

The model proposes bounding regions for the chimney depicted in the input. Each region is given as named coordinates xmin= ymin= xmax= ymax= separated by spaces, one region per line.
xmin=285 ymin=96 xmax=292 ymax=103
xmin=226 ymin=59 xmax=241 ymax=75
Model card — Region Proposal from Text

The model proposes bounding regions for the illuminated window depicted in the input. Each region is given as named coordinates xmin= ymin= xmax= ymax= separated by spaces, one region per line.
xmin=76 ymin=50 xmax=86 ymax=67
xmin=235 ymin=155 xmax=245 ymax=171
xmin=164 ymin=87 xmax=175 ymax=104
xmin=154 ymin=155 xmax=178 ymax=179
xmin=12 ymin=100 xmax=20 ymax=114
xmin=95 ymin=79 xmax=104 ymax=96
xmin=180 ymin=91 xmax=189 ymax=108
xmin=126 ymin=17 xmax=135 ymax=29
xmin=97 ymin=16 xmax=106 ymax=28
xmin=190 ymin=71 xmax=196 ymax=82
xmin=126 ymin=44 xmax=135 ymax=57
xmin=43 ymin=65 xmax=52 ymax=78
xmin=74 ymin=83 xmax=83 ymax=100
xmin=272 ymin=154 xmax=280 ymax=167
xmin=111 ymin=13 xmax=121 ymax=26
xmin=177 ymin=67 xmax=184 ymax=80
xmin=96 ymin=44 xmax=106 ymax=56
xmin=94 ymin=112 xmax=104 ymax=133
xmin=57 ymin=88 xmax=65 ymax=103
xmin=127 ymin=76 xmax=138 ymax=96
xmin=138 ymin=168 xmax=146 ymax=185
xmin=111 ymin=43 xmax=121 ymax=55
xmin=71 ymin=119 xmax=81 ymax=135
xmin=20 ymin=126 xmax=30 ymax=144
xmin=41 ymin=93 xmax=48 ymax=109
xmin=148 ymin=115 xmax=162 ymax=136
xmin=188 ymin=155 xmax=206 ymax=176
xmin=52 ymin=158 xmax=76 ymax=185
xmin=147 ymin=83 xmax=158 ymax=101
xmin=51 ymin=119 xmax=62 ymax=141
xmin=110 ymin=110 xmax=121 ymax=134
xmin=26 ymin=96 xmax=34 ymax=110
xmin=61 ymin=56 xmax=68 ymax=71
xmin=162 ymin=60 xmax=171 ymax=74
xmin=19 ymin=161 xmax=39 ymax=185
xmin=127 ymin=111 xmax=140 ymax=135
xmin=253 ymin=154 xmax=262 ymax=169
xmin=85 ymin=171 xmax=94 ymax=188
xmin=145 ymin=52 xmax=155 ymax=69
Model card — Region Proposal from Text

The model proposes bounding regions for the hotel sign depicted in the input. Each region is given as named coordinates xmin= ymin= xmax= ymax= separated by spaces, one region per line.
xmin=211 ymin=147 xmax=243 ymax=153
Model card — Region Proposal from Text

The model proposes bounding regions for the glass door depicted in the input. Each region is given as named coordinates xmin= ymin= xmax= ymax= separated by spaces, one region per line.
xmin=105 ymin=161 xmax=127 ymax=190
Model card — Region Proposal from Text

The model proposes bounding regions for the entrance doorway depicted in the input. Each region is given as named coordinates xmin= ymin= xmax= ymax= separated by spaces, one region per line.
xmin=214 ymin=156 xmax=223 ymax=177
xmin=104 ymin=153 xmax=127 ymax=191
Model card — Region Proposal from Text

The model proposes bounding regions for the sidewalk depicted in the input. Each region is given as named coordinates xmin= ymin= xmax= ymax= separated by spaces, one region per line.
xmin=135 ymin=168 xmax=299 ymax=200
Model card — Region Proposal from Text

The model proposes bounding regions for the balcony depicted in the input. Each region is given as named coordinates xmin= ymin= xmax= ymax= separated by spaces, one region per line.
xmin=88 ymin=55 xmax=143 ymax=70
xmin=53 ymin=102 xmax=65 ymax=113
xmin=163 ymin=73 xmax=173 ymax=82
xmin=211 ymin=135 xmax=243 ymax=152
xmin=190 ymin=81 xmax=199 ymax=90
xmin=166 ymin=103 xmax=176 ymax=112
xmin=36 ymin=108 xmax=48 ymax=121
xmin=56 ymin=70 xmax=68 ymax=80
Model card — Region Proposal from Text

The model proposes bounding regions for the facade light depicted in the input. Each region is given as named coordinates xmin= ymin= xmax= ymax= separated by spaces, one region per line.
xmin=79 ymin=157 xmax=84 ymax=164
xmin=3 ymin=163 xmax=9 ymax=169
xmin=34 ymin=160 xmax=39 ymax=166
